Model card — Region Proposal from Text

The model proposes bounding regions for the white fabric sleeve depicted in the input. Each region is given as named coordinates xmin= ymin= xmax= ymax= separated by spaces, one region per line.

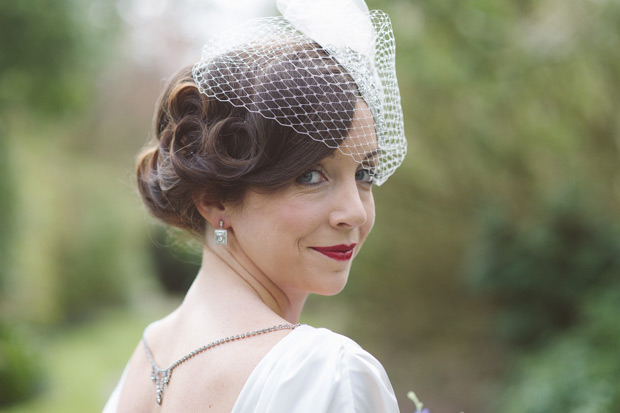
xmin=231 ymin=326 xmax=399 ymax=413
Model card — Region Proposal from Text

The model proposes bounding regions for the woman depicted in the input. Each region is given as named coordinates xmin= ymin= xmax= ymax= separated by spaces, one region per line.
xmin=104 ymin=0 xmax=406 ymax=411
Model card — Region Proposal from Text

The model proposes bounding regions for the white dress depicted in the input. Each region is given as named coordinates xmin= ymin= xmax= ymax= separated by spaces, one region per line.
xmin=103 ymin=325 xmax=399 ymax=412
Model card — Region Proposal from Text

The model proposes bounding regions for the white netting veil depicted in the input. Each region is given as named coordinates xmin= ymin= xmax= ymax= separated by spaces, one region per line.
xmin=192 ymin=0 xmax=406 ymax=185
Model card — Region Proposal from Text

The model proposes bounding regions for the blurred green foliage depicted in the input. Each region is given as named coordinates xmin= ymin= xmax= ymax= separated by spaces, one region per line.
xmin=0 ymin=0 xmax=128 ymax=323
xmin=466 ymin=194 xmax=620 ymax=411
xmin=0 ymin=0 xmax=117 ymax=114
xmin=0 ymin=123 xmax=14 ymax=293
xmin=0 ymin=0 xmax=129 ymax=406
xmin=2 ymin=310 xmax=164 ymax=413
xmin=0 ymin=323 xmax=42 ymax=407
xmin=497 ymin=287 xmax=620 ymax=412
xmin=1 ymin=0 xmax=619 ymax=411
xmin=148 ymin=227 xmax=201 ymax=295
xmin=466 ymin=193 xmax=620 ymax=346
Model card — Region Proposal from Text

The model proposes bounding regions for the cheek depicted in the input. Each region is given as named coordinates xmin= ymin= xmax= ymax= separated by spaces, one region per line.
xmin=362 ymin=194 xmax=376 ymax=240
xmin=271 ymin=197 xmax=318 ymax=236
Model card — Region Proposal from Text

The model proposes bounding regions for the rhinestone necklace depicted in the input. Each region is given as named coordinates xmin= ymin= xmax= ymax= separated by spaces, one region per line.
xmin=142 ymin=323 xmax=301 ymax=405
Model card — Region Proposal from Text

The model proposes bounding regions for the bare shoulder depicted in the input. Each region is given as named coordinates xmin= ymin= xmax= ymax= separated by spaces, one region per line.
xmin=115 ymin=319 xmax=296 ymax=413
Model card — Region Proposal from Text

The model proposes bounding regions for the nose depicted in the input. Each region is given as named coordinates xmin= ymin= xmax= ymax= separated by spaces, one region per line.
xmin=328 ymin=181 xmax=370 ymax=229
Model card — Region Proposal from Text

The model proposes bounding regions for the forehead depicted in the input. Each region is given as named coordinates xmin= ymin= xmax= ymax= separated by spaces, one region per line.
xmin=338 ymin=100 xmax=378 ymax=158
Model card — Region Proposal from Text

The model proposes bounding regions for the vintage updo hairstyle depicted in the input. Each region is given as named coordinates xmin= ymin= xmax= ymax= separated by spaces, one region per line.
xmin=136 ymin=43 xmax=361 ymax=236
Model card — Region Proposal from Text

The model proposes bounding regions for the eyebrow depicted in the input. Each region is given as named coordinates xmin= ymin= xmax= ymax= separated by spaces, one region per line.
xmin=363 ymin=149 xmax=380 ymax=161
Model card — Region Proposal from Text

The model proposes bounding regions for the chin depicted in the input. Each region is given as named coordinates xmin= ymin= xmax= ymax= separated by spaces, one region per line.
xmin=312 ymin=275 xmax=349 ymax=296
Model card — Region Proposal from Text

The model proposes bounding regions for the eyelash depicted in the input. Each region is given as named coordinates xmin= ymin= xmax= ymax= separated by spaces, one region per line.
xmin=295 ymin=167 xmax=375 ymax=186
xmin=356 ymin=168 xmax=375 ymax=184
xmin=296 ymin=169 xmax=326 ymax=185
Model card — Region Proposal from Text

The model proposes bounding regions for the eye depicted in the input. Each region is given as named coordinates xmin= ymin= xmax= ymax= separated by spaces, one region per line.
xmin=296 ymin=169 xmax=326 ymax=185
xmin=355 ymin=168 xmax=374 ymax=184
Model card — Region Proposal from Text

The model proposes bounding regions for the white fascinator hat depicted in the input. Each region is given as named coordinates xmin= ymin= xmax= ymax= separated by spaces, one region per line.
xmin=192 ymin=0 xmax=406 ymax=185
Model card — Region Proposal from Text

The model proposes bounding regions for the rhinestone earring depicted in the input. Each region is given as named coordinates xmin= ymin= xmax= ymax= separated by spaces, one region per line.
xmin=214 ymin=220 xmax=227 ymax=245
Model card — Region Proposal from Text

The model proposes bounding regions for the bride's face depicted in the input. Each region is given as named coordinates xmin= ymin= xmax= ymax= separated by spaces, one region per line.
xmin=228 ymin=103 xmax=377 ymax=298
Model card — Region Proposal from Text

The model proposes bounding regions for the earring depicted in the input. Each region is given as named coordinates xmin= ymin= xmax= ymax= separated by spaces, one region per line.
xmin=214 ymin=219 xmax=227 ymax=245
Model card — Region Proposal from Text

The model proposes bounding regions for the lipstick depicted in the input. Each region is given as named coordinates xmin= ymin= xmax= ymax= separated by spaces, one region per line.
xmin=311 ymin=244 xmax=357 ymax=261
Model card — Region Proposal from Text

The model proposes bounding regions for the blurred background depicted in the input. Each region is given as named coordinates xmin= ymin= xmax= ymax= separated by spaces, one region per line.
xmin=1 ymin=0 xmax=619 ymax=411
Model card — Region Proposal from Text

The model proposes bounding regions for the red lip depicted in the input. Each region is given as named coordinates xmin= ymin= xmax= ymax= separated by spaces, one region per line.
xmin=311 ymin=244 xmax=357 ymax=261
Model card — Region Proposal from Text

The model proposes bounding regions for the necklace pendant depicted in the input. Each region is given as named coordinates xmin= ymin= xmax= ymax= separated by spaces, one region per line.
xmin=151 ymin=368 xmax=171 ymax=405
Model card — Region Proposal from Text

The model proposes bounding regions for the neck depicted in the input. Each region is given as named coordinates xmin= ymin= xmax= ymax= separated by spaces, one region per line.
xmin=185 ymin=247 xmax=307 ymax=324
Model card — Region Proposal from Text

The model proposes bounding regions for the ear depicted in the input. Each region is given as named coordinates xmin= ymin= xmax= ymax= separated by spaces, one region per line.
xmin=193 ymin=193 xmax=228 ymax=228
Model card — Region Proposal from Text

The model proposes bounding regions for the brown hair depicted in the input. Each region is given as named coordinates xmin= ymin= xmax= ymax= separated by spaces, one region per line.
xmin=136 ymin=43 xmax=359 ymax=236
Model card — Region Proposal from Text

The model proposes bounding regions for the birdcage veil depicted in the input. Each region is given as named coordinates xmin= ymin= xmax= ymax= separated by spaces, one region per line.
xmin=192 ymin=0 xmax=406 ymax=185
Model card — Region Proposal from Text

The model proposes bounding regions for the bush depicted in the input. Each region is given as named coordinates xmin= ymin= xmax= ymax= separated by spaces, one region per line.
xmin=0 ymin=323 xmax=43 ymax=407
xmin=466 ymin=192 xmax=620 ymax=411
xmin=49 ymin=158 xmax=148 ymax=323
xmin=0 ymin=124 xmax=14 ymax=293
xmin=466 ymin=195 xmax=620 ymax=346
xmin=497 ymin=287 xmax=620 ymax=412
